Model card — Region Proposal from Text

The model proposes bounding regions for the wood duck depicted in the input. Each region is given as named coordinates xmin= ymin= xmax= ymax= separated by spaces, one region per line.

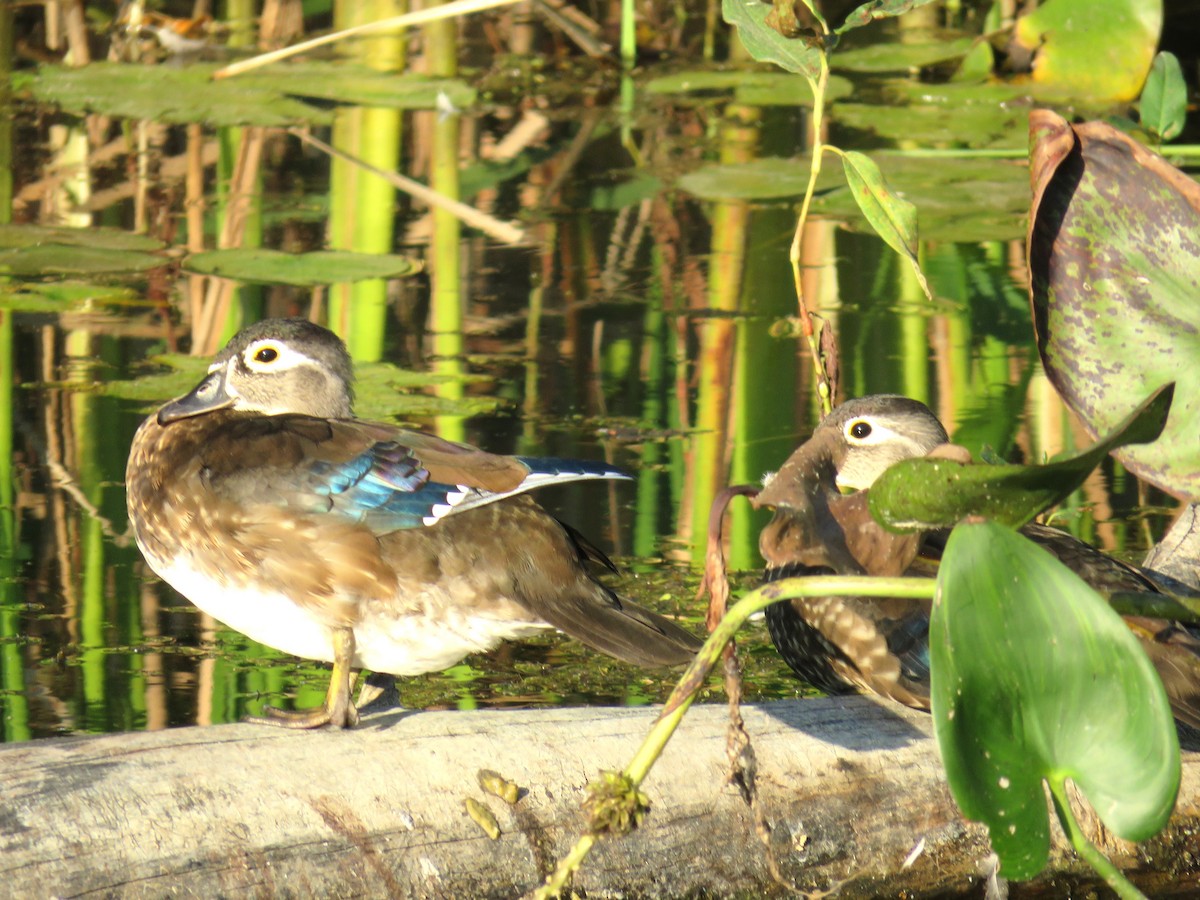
xmin=753 ymin=394 xmax=1200 ymax=728
xmin=126 ymin=318 xmax=702 ymax=729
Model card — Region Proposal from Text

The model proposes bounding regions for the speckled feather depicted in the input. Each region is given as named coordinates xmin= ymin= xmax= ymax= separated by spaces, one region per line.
xmin=126 ymin=319 xmax=702 ymax=690
xmin=755 ymin=394 xmax=1200 ymax=728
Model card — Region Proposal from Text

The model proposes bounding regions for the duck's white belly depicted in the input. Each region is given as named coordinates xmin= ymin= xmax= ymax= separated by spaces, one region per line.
xmin=149 ymin=557 xmax=549 ymax=675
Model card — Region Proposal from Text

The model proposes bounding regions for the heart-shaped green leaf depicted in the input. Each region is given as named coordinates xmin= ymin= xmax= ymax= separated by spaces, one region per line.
xmin=932 ymin=521 xmax=1180 ymax=880
xmin=868 ymin=383 xmax=1173 ymax=531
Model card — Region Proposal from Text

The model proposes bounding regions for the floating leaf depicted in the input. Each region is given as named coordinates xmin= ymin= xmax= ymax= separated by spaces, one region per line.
xmin=18 ymin=62 xmax=328 ymax=127
xmin=833 ymin=101 xmax=1024 ymax=150
xmin=831 ymin=35 xmax=974 ymax=72
xmin=721 ymin=0 xmax=822 ymax=79
xmin=0 ymin=245 xmax=164 ymax=276
xmin=643 ymin=70 xmax=853 ymax=106
xmin=1138 ymin=51 xmax=1187 ymax=142
xmin=0 ymin=224 xmax=163 ymax=251
xmin=20 ymin=62 xmax=472 ymax=127
xmin=236 ymin=63 xmax=476 ymax=110
xmin=1028 ymin=110 xmax=1200 ymax=499
xmin=678 ymin=157 xmax=829 ymax=201
xmin=185 ymin=249 xmax=421 ymax=286
xmin=0 ymin=282 xmax=144 ymax=311
xmin=1012 ymin=0 xmax=1162 ymax=102
xmin=933 ymin=521 xmax=1179 ymax=879
xmin=840 ymin=150 xmax=931 ymax=300
xmin=869 ymin=384 xmax=1174 ymax=531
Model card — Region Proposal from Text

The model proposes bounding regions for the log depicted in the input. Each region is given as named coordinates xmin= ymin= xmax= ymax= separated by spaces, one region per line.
xmin=1 ymin=698 xmax=1197 ymax=898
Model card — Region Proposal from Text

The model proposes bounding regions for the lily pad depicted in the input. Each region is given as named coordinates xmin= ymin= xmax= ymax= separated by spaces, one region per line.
xmin=184 ymin=249 xmax=421 ymax=286
xmin=18 ymin=62 xmax=328 ymax=127
xmin=833 ymin=101 xmax=1027 ymax=150
xmin=236 ymin=63 xmax=476 ymax=110
xmin=932 ymin=521 xmax=1179 ymax=879
xmin=678 ymin=156 xmax=834 ymax=201
xmin=868 ymin=384 xmax=1173 ymax=531
xmin=0 ymin=282 xmax=145 ymax=311
xmin=1028 ymin=110 xmax=1200 ymax=500
xmin=0 ymin=224 xmax=163 ymax=251
xmin=0 ymin=245 xmax=165 ymax=277
xmin=0 ymin=223 xmax=167 ymax=277
xmin=644 ymin=69 xmax=853 ymax=106
xmin=1012 ymin=0 xmax=1162 ymax=103
xmin=831 ymin=35 xmax=975 ymax=72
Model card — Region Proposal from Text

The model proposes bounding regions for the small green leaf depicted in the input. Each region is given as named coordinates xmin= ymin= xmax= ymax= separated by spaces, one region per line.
xmin=1138 ymin=51 xmax=1187 ymax=142
xmin=721 ymin=0 xmax=822 ymax=79
xmin=869 ymin=383 xmax=1173 ymax=531
xmin=835 ymin=0 xmax=941 ymax=34
xmin=184 ymin=249 xmax=420 ymax=286
xmin=932 ymin=522 xmax=1180 ymax=879
xmin=840 ymin=150 xmax=931 ymax=300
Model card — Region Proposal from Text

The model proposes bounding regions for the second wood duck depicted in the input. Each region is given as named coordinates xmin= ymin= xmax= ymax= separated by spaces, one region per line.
xmin=126 ymin=318 xmax=702 ymax=728
xmin=753 ymin=394 xmax=1200 ymax=728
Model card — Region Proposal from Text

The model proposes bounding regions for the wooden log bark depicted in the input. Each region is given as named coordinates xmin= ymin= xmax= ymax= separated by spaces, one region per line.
xmin=1 ymin=698 xmax=1197 ymax=898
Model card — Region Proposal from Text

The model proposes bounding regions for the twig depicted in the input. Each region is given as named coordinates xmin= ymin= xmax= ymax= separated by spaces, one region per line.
xmin=212 ymin=0 xmax=525 ymax=79
xmin=289 ymin=128 xmax=529 ymax=246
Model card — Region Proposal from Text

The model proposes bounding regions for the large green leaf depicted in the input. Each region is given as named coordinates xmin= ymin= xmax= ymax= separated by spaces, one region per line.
xmin=643 ymin=70 xmax=853 ymax=106
xmin=932 ymin=522 xmax=1179 ymax=879
xmin=184 ymin=249 xmax=420 ymax=286
xmin=1028 ymin=110 xmax=1200 ymax=500
xmin=868 ymin=383 xmax=1173 ymax=531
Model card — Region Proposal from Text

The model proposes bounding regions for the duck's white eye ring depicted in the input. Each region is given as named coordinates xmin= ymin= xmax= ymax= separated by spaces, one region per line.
xmin=243 ymin=339 xmax=304 ymax=372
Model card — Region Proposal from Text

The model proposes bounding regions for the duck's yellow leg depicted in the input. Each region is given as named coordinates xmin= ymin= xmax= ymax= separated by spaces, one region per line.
xmin=247 ymin=627 xmax=359 ymax=729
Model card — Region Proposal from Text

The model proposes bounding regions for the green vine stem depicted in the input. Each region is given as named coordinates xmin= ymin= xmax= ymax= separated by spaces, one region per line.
xmin=530 ymin=574 xmax=936 ymax=898
xmin=1049 ymin=778 xmax=1148 ymax=900
xmin=788 ymin=22 xmax=834 ymax=416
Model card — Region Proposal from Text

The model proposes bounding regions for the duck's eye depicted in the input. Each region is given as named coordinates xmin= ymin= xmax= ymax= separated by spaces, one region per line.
xmin=254 ymin=346 xmax=279 ymax=363
xmin=849 ymin=420 xmax=872 ymax=440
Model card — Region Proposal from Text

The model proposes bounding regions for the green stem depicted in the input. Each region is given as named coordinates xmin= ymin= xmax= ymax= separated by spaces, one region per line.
xmin=534 ymin=574 xmax=935 ymax=894
xmin=1107 ymin=591 xmax=1200 ymax=623
xmin=789 ymin=48 xmax=833 ymax=415
xmin=1049 ymin=778 xmax=1147 ymax=900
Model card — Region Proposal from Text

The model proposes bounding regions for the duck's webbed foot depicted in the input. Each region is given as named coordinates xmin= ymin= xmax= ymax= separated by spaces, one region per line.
xmin=245 ymin=627 xmax=359 ymax=729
